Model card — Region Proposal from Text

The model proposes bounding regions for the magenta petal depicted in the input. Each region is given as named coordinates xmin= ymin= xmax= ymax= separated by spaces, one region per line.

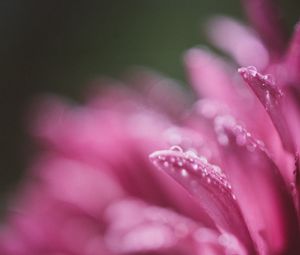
xmin=149 ymin=147 xmax=255 ymax=253
xmin=207 ymin=16 xmax=269 ymax=69
xmin=184 ymin=49 xmax=268 ymax=138
xmin=242 ymin=0 xmax=287 ymax=56
xmin=104 ymin=199 xmax=198 ymax=254
xmin=294 ymin=155 xmax=300 ymax=215
xmin=238 ymin=66 xmax=295 ymax=152
xmin=104 ymin=199 xmax=247 ymax=255
xmin=284 ymin=22 xmax=300 ymax=84
xmin=184 ymin=48 xmax=236 ymax=103
xmin=213 ymin=117 xmax=300 ymax=254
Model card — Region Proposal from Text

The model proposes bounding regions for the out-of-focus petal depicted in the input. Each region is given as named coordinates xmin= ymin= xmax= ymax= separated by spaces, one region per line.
xmin=207 ymin=16 xmax=269 ymax=70
xmin=149 ymin=147 xmax=255 ymax=253
xmin=32 ymin=156 xmax=124 ymax=216
xmin=28 ymin=93 xmax=216 ymax=225
xmin=184 ymin=48 xmax=238 ymax=103
xmin=123 ymin=68 xmax=192 ymax=120
xmin=242 ymin=0 xmax=287 ymax=56
xmin=284 ymin=22 xmax=300 ymax=85
xmin=104 ymin=199 xmax=247 ymax=255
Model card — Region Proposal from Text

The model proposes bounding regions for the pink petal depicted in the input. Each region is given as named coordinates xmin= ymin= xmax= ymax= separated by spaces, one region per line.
xmin=184 ymin=49 xmax=280 ymax=150
xmin=149 ymin=147 xmax=255 ymax=253
xmin=238 ymin=66 xmax=295 ymax=152
xmin=104 ymin=199 xmax=247 ymax=255
xmin=33 ymin=156 xmax=124 ymax=216
xmin=242 ymin=0 xmax=287 ymax=56
xmin=188 ymin=99 xmax=290 ymax=178
xmin=207 ymin=16 xmax=269 ymax=70
xmin=293 ymin=154 xmax=300 ymax=215
xmin=210 ymin=113 xmax=300 ymax=254
xmin=184 ymin=48 xmax=237 ymax=103
xmin=284 ymin=22 xmax=300 ymax=84
xmin=123 ymin=68 xmax=192 ymax=119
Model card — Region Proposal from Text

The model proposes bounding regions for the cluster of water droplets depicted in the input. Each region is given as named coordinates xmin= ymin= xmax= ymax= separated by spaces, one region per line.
xmin=239 ymin=66 xmax=275 ymax=85
xmin=150 ymin=145 xmax=235 ymax=200
xmin=194 ymin=97 xmax=267 ymax=156
xmin=213 ymin=113 xmax=266 ymax=154
xmin=238 ymin=66 xmax=283 ymax=110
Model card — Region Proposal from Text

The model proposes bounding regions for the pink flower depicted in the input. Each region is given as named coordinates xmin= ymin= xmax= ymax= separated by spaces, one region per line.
xmin=1 ymin=0 xmax=300 ymax=254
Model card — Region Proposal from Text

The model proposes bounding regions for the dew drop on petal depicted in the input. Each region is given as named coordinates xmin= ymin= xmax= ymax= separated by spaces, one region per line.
xmin=212 ymin=165 xmax=221 ymax=174
xmin=192 ymin=163 xmax=199 ymax=171
xmin=169 ymin=145 xmax=183 ymax=153
xmin=185 ymin=150 xmax=198 ymax=158
xmin=217 ymin=133 xmax=229 ymax=145
xmin=246 ymin=143 xmax=256 ymax=152
xmin=163 ymin=161 xmax=169 ymax=167
xmin=246 ymin=66 xmax=257 ymax=75
xmin=236 ymin=133 xmax=246 ymax=146
xmin=181 ymin=169 xmax=188 ymax=177
xmin=158 ymin=155 xmax=166 ymax=161
xmin=263 ymin=74 xmax=275 ymax=85
xmin=199 ymin=156 xmax=208 ymax=164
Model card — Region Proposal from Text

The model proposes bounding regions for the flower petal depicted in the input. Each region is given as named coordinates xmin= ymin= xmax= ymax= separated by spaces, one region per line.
xmin=184 ymin=48 xmax=237 ymax=104
xmin=242 ymin=0 xmax=287 ymax=56
xmin=284 ymin=22 xmax=300 ymax=85
xmin=207 ymin=16 xmax=269 ymax=70
xmin=184 ymin=49 xmax=279 ymax=149
xmin=210 ymin=114 xmax=300 ymax=254
xmin=238 ymin=66 xmax=295 ymax=152
xmin=149 ymin=147 xmax=255 ymax=253
xmin=104 ymin=199 xmax=247 ymax=255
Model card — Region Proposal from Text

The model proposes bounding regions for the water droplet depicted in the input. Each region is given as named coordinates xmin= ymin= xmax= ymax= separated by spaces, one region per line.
xmin=192 ymin=163 xmax=198 ymax=171
xmin=263 ymin=74 xmax=275 ymax=84
xmin=170 ymin=145 xmax=183 ymax=152
xmin=158 ymin=155 xmax=165 ymax=161
xmin=247 ymin=66 xmax=257 ymax=76
xmin=217 ymin=133 xmax=229 ymax=145
xmin=199 ymin=156 xmax=208 ymax=164
xmin=207 ymin=177 xmax=211 ymax=183
xmin=181 ymin=169 xmax=188 ymax=177
xmin=185 ymin=150 xmax=197 ymax=158
xmin=236 ymin=133 xmax=246 ymax=146
xmin=212 ymin=165 xmax=221 ymax=174
xmin=256 ymin=140 xmax=265 ymax=147
xmin=163 ymin=161 xmax=169 ymax=167
xmin=246 ymin=143 xmax=256 ymax=152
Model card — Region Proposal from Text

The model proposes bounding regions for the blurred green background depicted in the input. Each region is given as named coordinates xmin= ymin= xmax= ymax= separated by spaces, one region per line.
xmin=0 ymin=0 xmax=299 ymax=210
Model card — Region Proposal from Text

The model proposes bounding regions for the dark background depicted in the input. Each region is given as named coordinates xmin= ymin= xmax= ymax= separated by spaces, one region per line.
xmin=0 ymin=0 xmax=299 ymax=211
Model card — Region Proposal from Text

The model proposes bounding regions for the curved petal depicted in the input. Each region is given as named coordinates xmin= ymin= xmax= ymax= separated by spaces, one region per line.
xmin=241 ymin=0 xmax=287 ymax=56
xmin=284 ymin=22 xmax=300 ymax=85
xmin=207 ymin=16 xmax=269 ymax=70
xmin=208 ymin=112 xmax=300 ymax=254
xmin=238 ymin=66 xmax=295 ymax=153
xmin=104 ymin=199 xmax=247 ymax=255
xmin=149 ymin=147 xmax=256 ymax=253
xmin=184 ymin=48 xmax=281 ymax=152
